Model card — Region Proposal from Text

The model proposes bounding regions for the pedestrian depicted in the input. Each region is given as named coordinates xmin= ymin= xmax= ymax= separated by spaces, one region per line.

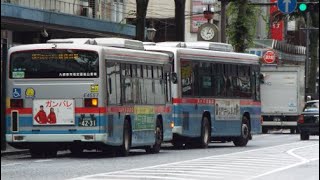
xmin=34 ymin=105 xmax=48 ymax=124
xmin=47 ymin=108 xmax=57 ymax=124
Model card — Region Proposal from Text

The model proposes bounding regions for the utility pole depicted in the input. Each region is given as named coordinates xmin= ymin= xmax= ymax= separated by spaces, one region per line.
xmin=174 ymin=0 xmax=186 ymax=41
xmin=300 ymin=15 xmax=319 ymax=95
xmin=1 ymin=39 xmax=8 ymax=150
xmin=220 ymin=0 xmax=227 ymax=43
xmin=135 ymin=0 xmax=149 ymax=41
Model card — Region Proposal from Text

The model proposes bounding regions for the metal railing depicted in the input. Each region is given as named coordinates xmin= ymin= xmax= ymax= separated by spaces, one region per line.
xmin=2 ymin=0 xmax=89 ymax=17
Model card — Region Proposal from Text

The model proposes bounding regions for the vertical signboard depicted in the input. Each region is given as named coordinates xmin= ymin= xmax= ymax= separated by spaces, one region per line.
xmin=270 ymin=0 xmax=284 ymax=41
xmin=190 ymin=0 xmax=207 ymax=33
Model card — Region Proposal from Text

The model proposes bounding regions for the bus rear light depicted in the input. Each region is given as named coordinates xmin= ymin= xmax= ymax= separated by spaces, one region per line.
xmin=10 ymin=99 xmax=23 ymax=108
xmin=84 ymin=98 xmax=98 ymax=107
xmin=11 ymin=111 xmax=19 ymax=132
xmin=170 ymin=121 xmax=175 ymax=129
xmin=298 ymin=115 xmax=304 ymax=124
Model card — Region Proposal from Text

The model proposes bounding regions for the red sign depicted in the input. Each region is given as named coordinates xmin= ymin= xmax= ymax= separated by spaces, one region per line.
xmin=270 ymin=0 xmax=283 ymax=41
xmin=263 ymin=50 xmax=277 ymax=64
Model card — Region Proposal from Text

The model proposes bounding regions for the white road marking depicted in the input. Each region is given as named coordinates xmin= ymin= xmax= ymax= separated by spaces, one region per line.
xmin=1 ymin=163 xmax=23 ymax=167
xmin=70 ymin=141 xmax=319 ymax=180
xmin=34 ymin=159 xmax=53 ymax=163
xmin=249 ymin=144 xmax=319 ymax=179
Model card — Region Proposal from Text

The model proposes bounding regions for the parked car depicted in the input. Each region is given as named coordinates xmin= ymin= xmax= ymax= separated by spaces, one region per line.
xmin=297 ymin=100 xmax=319 ymax=140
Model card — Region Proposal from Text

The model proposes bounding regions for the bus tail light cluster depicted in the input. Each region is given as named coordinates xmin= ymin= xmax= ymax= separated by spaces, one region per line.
xmin=84 ymin=98 xmax=98 ymax=107
xmin=10 ymin=99 xmax=23 ymax=108
xmin=170 ymin=121 xmax=175 ymax=129
xmin=298 ymin=115 xmax=304 ymax=124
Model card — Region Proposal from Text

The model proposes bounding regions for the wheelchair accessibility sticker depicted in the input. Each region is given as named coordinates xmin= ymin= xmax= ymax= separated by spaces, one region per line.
xmin=13 ymin=88 xmax=21 ymax=98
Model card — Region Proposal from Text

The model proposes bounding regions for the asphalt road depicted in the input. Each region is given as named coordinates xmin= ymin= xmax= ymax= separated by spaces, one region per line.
xmin=1 ymin=131 xmax=319 ymax=180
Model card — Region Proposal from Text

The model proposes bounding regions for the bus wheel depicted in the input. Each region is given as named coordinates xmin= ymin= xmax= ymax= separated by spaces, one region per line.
xmin=199 ymin=116 xmax=210 ymax=148
xmin=119 ymin=119 xmax=131 ymax=156
xmin=146 ymin=120 xmax=163 ymax=154
xmin=233 ymin=116 xmax=250 ymax=147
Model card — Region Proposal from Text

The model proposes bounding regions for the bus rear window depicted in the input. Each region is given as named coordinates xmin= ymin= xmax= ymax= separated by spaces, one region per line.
xmin=10 ymin=49 xmax=99 ymax=79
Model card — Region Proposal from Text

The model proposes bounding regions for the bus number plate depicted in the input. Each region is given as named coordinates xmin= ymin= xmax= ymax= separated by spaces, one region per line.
xmin=79 ymin=119 xmax=96 ymax=127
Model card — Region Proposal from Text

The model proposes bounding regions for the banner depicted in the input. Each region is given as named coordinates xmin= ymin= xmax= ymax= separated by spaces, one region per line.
xmin=270 ymin=0 xmax=284 ymax=41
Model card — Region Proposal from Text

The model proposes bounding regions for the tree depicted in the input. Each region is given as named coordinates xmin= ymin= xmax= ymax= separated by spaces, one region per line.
xmin=136 ymin=0 xmax=149 ymax=41
xmin=174 ymin=0 xmax=186 ymax=41
xmin=272 ymin=0 xmax=319 ymax=94
xmin=226 ymin=0 xmax=259 ymax=52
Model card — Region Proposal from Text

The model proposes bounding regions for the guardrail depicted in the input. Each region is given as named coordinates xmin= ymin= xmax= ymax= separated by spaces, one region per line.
xmin=1 ymin=0 xmax=89 ymax=17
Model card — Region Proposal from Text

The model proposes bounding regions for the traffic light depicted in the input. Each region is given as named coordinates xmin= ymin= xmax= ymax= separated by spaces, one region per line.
xmin=297 ymin=2 xmax=319 ymax=13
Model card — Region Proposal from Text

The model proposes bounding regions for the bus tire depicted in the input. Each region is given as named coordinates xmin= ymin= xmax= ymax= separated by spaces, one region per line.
xmin=145 ymin=120 xmax=162 ymax=154
xmin=119 ymin=119 xmax=131 ymax=156
xmin=233 ymin=116 xmax=250 ymax=147
xmin=199 ymin=116 xmax=210 ymax=148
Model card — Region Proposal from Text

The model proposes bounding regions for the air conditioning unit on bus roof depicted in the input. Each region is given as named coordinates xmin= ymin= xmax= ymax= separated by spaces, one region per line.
xmin=47 ymin=38 xmax=144 ymax=50
xmin=155 ymin=41 xmax=234 ymax=52
xmin=47 ymin=38 xmax=97 ymax=45
xmin=94 ymin=38 xmax=144 ymax=50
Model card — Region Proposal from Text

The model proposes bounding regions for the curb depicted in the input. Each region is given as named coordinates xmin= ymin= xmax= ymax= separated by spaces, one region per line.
xmin=1 ymin=150 xmax=29 ymax=157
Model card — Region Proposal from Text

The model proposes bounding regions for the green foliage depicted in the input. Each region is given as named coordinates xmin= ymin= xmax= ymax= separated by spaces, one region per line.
xmin=226 ymin=0 xmax=259 ymax=52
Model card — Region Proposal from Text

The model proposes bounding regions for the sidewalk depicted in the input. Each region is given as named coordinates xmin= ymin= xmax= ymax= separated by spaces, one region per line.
xmin=1 ymin=144 xmax=29 ymax=156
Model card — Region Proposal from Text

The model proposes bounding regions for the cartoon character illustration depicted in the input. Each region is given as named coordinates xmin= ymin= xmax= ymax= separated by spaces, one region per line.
xmin=34 ymin=105 xmax=48 ymax=124
xmin=47 ymin=108 xmax=57 ymax=124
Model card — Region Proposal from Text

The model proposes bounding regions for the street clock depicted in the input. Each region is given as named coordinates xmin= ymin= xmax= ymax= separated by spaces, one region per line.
xmin=197 ymin=23 xmax=219 ymax=42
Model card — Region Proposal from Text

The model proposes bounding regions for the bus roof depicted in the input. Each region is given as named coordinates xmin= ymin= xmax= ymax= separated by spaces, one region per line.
xmin=8 ymin=41 xmax=171 ymax=66
xmin=144 ymin=44 xmax=260 ymax=65
xmin=47 ymin=38 xmax=145 ymax=50
xmin=156 ymin=41 xmax=234 ymax=52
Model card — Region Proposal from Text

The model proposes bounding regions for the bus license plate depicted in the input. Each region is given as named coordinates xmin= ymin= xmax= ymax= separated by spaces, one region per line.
xmin=79 ymin=119 xmax=96 ymax=127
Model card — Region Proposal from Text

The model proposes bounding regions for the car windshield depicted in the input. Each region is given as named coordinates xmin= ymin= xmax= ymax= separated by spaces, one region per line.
xmin=303 ymin=101 xmax=319 ymax=112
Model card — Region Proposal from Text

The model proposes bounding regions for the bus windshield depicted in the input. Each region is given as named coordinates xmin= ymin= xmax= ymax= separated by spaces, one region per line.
xmin=10 ymin=49 xmax=99 ymax=79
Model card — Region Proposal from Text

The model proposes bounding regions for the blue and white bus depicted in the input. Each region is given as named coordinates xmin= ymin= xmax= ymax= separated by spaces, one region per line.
xmin=5 ymin=38 xmax=174 ymax=157
xmin=145 ymin=42 xmax=262 ymax=148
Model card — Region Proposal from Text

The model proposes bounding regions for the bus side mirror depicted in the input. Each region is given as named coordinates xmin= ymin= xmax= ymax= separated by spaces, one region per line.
xmin=171 ymin=72 xmax=178 ymax=84
xmin=259 ymin=73 xmax=264 ymax=84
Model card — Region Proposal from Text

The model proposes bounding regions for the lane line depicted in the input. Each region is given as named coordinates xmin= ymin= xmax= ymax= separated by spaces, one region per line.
xmin=249 ymin=144 xmax=319 ymax=180
xmin=34 ymin=159 xmax=54 ymax=163
xmin=1 ymin=163 xmax=23 ymax=167
xmin=69 ymin=141 xmax=310 ymax=180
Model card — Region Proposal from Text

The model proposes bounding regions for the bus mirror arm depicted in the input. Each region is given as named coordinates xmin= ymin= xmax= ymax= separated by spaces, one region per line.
xmin=171 ymin=72 xmax=178 ymax=84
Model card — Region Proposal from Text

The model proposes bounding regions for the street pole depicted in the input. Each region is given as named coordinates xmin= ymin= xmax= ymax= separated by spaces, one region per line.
xmin=305 ymin=12 xmax=310 ymax=94
xmin=220 ymin=0 xmax=227 ymax=43
xmin=1 ymin=39 xmax=8 ymax=150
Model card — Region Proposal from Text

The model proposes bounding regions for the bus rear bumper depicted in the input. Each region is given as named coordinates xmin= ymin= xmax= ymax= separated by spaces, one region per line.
xmin=172 ymin=126 xmax=182 ymax=134
xmin=6 ymin=133 xmax=108 ymax=144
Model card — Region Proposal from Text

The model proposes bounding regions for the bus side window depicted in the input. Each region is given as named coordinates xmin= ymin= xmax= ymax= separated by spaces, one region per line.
xmin=106 ymin=62 xmax=120 ymax=104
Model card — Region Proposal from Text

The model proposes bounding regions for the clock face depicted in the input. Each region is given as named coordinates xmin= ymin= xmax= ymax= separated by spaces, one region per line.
xmin=200 ymin=26 xmax=215 ymax=41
